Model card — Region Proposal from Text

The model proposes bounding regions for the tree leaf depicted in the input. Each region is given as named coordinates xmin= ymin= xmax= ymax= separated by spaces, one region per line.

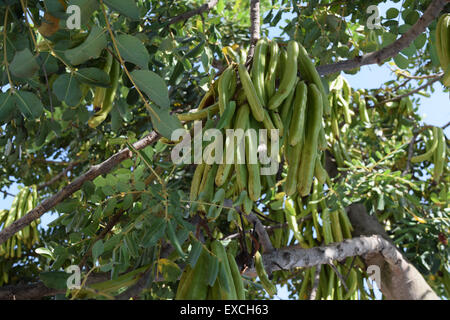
xmin=64 ymin=26 xmax=107 ymax=65
xmin=75 ymin=67 xmax=111 ymax=87
xmin=150 ymin=106 xmax=182 ymax=139
xmin=157 ymin=258 xmax=182 ymax=282
xmin=40 ymin=271 xmax=70 ymax=290
xmin=130 ymin=70 xmax=170 ymax=109
xmin=0 ymin=92 xmax=15 ymax=124
xmin=116 ymin=34 xmax=149 ymax=69
xmin=103 ymin=0 xmax=140 ymax=20
xmin=386 ymin=8 xmax=399 ymax=19
xmin=52 ymin=73 xmax=82 ymax=106
xmin=14 ymin=91 xmax=44 ymax=120
xmin=393 ymin=53 xmax=409 ymax=70
xmin=36 ymin=247 xmax=55 ymax=260
xmin=92 ymin=240 xmax=104 ymax=261
xmin=186 ymin=238 xmax=203 ymax=268
xmin=9 ymin=48 xmax=40 ymax=78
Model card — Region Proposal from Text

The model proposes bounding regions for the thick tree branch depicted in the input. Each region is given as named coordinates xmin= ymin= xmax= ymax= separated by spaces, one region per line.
xmin=347 ymin=204 xmax=439 ymax=300
xmin=241 ymin=231 xmax=439 ymax=301
xmin=0 ymin=131 xmax=160 ymax=246
xmin=167 ymin=0 xmax=219 ymax=26
xmin=317 ymin=0 xmax=449 ymax=76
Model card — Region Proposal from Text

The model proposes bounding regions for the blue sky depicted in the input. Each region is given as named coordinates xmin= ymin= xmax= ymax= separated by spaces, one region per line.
xmin=0 ymin=0 xmax=448 ymax=300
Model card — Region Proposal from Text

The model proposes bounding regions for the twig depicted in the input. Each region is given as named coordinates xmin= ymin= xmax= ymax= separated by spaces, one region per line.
xmin=221 ymin=214 xmax=312 ymax=242
xmin=246 ymin=212 xmax=274 ymax=253
xmin=1 ymin=190 xmax=15 ymax=198
xmin=167 ymin=0 xmax=219 ymax=26
xmin=396 ymin=71 xmax=445 ymax=80
xmin=37 ymin=161 xmax=79 ymax=190
xmin=41 ymin=62 xmax=54 ymax=120
xmin=403 ymin=133 xmax=417 ymax=176
xmin=99 ymin=0 xmax=159 ymax=121
xmin=78 ymin=209 xmax=124 ymax=269
xmin=3 ymin=6 xmax=14 ymax=91
xmin=317 ymin=0 xmax=449 ymax=76
xmin=328 ymin=262 xmax=349 ymax=292
xmin=373 ymin=75 xmax=443 ymax=107
xmin=442 ymin=120 xmax=450 ymax=130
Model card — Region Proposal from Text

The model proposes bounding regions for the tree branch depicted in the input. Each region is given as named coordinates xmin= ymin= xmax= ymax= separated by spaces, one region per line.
xmin=257 ymin=235 xmax=396 ymax=272
xmin=373 ymin=75 xmax=443 ymax=107
xmin=0 ymin=131 xmax=160 ymax=246
xmin=246 ymin=212 xmax=274 ymax=253
xmin=37 ymin=161 xmax=79 ymax=190
xmin=317 ymin=0 xmax=449 ymax=76
xmin=247 ymin=0 xmax=261 ymax=63
xmin=167 ymin=0 xmax=219 ymax=26
xmin=347 ymin=204 xmax=440 ymax=300
xmin=395 ymin=71 xmax=445 ymax=80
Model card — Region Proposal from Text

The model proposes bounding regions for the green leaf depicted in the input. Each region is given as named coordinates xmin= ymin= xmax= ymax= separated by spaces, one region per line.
xmin=75 ymin=68 xmax=111 ymax=87
xmin=0 ymin=93 xmax=15 ymax=124
xmin=157 ymin=258 xmax=182 ymax=282
xmin=55 ymin=199 xmax=80 ymax=213
xmin=53 ymin=73 xmax=82 ymax=106
xmin=401 ymin=43 xmax=416 ymax=58
xmin=92 ymin=240 xmax=104 ymax=261
xmin=206 ymin=253 xmax=220 ymax=287
xmin=14 ymin=91 xmax=44 ymax=120
xmin=103 ymin=0 xmax=140 ymax=20
xmin=36 ymin=247 xmax=55 ymax=260
xmin=116 ymin=34 xmax=149 ymax=69
xmin=130 ymin=70 xmax=170 ymax=109
xmin=40 ymin=271 xmax=70 ymax=290
xmin=9 ymin=48 xmax=39 ymax=78
xmin=414 ymin=33 xmax=427 ymax=49
xmin=64 ymin=26 xmax=107 ymax=65
xmin=393 ymin=53 xmax=409 ymax=69
xmin=186 ymin=238 xmax=203 ymax=268
xmin=142 ymin=217 xmax=166 ymax=248
xmin=150 ymin=106 xmax=183 ymax=139
xmin=386 ymin=8 xmax=399 ymax=19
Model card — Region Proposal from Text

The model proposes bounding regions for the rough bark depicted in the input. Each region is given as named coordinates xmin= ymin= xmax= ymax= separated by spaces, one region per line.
xmin=247 ymin=0 xmax=261 ymax=62
xmin=347 ymin=204 xmax=440 ymax=300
